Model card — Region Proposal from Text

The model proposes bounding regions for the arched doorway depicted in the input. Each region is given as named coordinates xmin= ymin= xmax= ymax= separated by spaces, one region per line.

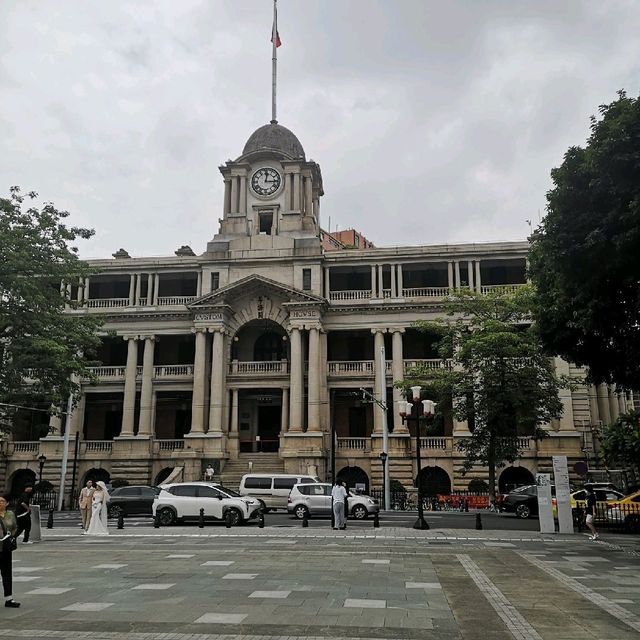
xmin=155 ymin=467 xmax=174 ymax=485
xmin=336 ymin=466 xmax=369 ymax=493
xmin=417 ymin=466 xmax=451 ymax=496
xmin=499 ymin=466 xmax=535 ymax=493
xmin=253 ymin=331 xmax=285 ymax=361
xmin=82 ymin=468 xmax=111 ymax=486
xmin=10 ymin=469 xmax=36 ymax=496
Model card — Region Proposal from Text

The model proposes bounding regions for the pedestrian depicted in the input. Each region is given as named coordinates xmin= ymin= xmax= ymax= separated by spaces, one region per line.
xmin=0 ymin=494 xmax=20 ymax=608
xmin=204 ymin=464 xmax=215 ymax=482
xmin=86 ymin=481 xmax=110 ymax=536
xmin=331 ymin=480 xmax=348 ymax=530
xmin=78 ymin=480 xmax=94 ymax=532
xmin=14 ymin=484 xmax=33 ymax=545
xmin=585 ymin=486 xmax=599 ymax=541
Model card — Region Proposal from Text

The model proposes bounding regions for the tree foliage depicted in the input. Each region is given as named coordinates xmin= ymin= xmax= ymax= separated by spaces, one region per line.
xmin=528 ymin=90 xmax=640 ymax=389
xmin=599 ymin=411 xmax=640 ymax=472
xmin=0 ymin=188 xmax=102 ymax=431
xmin=401 ymin=287 xmax=565 ymax=500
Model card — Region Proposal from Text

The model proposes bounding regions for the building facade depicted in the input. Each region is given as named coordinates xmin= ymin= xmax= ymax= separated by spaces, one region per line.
xmin=3 ymin=121 xmax=633 ymax=497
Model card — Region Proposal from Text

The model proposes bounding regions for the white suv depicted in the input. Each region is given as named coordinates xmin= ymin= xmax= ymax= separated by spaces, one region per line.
xmin=153 ymin=482 xmax=262 ymax=526
xmin=287 ymin=483 xmax=380 ymax=520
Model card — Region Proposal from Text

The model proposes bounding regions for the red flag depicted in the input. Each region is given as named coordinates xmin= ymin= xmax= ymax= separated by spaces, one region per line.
xmin=271 ymin=6 xmax=281 ymax=47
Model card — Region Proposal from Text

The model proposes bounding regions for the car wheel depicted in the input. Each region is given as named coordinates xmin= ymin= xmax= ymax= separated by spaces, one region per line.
xmin=515 ymin=503 xmax=531 ymax=519
xmin=157 ymin=507 xmax=176 ymax=526
xmin=225 ymin=508 xmax=242 ymax=526
xmin=294 ymin=505 xmax=309 ymax=520
xmin=108 ymin=505 xmax=123 ymax=519
xmin=258 ymin=500 xmax=270 ymax=513
xmin=625 ymin=514 xmax=640 ymax=534
xmin=351 ymin=504 xmax=368 ymax=520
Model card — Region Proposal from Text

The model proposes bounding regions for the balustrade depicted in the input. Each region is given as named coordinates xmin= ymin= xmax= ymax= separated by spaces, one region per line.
xmin=155 ymin=439 xmax=185 ymax=451
xmin=402 ymin=286 xmax=449 ymax=298
xmin=13 ymin=441 xmax=39 ymax=453
xmin=328 ymin=361 xmax=374 ymax=376
xmin=419 ymin=437 xmax=449 ymax=450
xmin=480 ymin=284 xmax=525 ymax=295
xmin=329 ymin=289 xmax=372 ymax=301
xmin=229 ymin=360 xmax=288 ymax=375
xmin=85 ymin=298 xmax=129 ymax=308
xmin=156 ymin=296 xmax=197 ymax=306
xmin=88 ymin=366 xmax=126 ymax=379
xmin=336 ymin=437 xmax=368 ymax=451
xmin=153 ymin=365 xmax=194 ymax=378
xmin=403 ymin=359 xmax=452 ymax=374
xmin=82 ymin=440 xmax=113 ymax=453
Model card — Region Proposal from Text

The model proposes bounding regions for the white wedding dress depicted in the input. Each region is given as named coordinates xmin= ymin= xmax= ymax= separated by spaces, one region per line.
xmin=86 ymin=482 xmax=110 ymax=536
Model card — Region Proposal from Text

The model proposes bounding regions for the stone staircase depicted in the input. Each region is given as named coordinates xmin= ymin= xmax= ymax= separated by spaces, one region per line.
xmin=220 ymin=454 xmax=285 ymax=490
xmin=110 ymin=459 xmax=152 ymax=486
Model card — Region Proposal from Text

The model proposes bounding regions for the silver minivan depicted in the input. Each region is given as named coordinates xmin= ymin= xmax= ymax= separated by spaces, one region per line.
xmin=238 ymin=473 xmax=320 ymax=511
xmin=287 ymin=482 xmax=380 ymax=520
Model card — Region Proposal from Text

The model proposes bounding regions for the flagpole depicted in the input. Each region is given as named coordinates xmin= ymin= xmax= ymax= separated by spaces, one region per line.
xmin=271 ymin=0 xmax=277 ymax=123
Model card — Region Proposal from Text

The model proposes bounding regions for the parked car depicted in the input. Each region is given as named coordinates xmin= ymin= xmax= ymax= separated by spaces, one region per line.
xmin=107 ymin=485 xmax=160 ymax=518
xmin=501 ymin=485 xmax=539 ymax=519
xmin=238 ymin=473 xmax=320 ymax=511
xmin=606 ymin=490 xmax=640 ymax=532
xmin=153 ymin=482 xmax=262 ymax=526
xmin=287 ymin=482 xmax=379 ymax=520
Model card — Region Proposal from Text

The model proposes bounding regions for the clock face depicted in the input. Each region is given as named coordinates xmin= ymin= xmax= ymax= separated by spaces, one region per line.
xmin=251 ymin=167 xmax=282 ymax=197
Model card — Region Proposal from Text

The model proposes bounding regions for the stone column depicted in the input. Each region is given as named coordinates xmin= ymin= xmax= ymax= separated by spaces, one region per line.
xmin=230 ymin=176 xmax=238 ymax=213
xmin=153 ymin=274 xmax=160 ymax=304
xmin=596 ymin=383 xmax=611 ymax=425
xmin=608 ymin=387 xmax=620 ymax=422
xmin=475 ymin=260 xmax=482 ymax=293
xmin=588 ymin=384 xmax=600 ymax=425
xmin=120 ymin=337 xmax=138 ymax=437
xmin=308 ymin=327 xmax=321 ymax=431
xmin=146 ymin=274 xmax=153 ymax=304
xmin=391 ymin=329 xmax=407 ymax=432
xmin=189 ymin=329 xmax=207 ymax=435
xmin=390 ymin=265 xmax=397 ymax=298
xmin=76 ymin=279 xmax=83 ymax=303
xmin=397 ymin=264 xmax=404 ymax=296
xmin=293 ymin=173 xmax=301 ymax=210
xmin=239 ymin=175 xmax=247 ymax=213
xmin=447 ymin=261 xmax=454 ymax=291
xmin=454 ymin=261 xmax=461 ymax=289
xmin=377 ymin=264 xmax=384 ymax=297
xmin=134 ymin=274 xmax=142 ymax=305
xmin=324 ymin=267 xmax=330 ymax=299
xmin=137 ymin=336 xmax=155 ymax=437
xmin=289 ymin=328 xmax=303 ymax=432
xmin=230 ymin=388 xmax=239 ymax=434
xmin=284 ymin=173 xmax=291 ymax=211
xmin=372 ymin=329 xmax=385 ymax=434
xmin=618 ymin=392 xmax=627 ymax=414
xmin=196 ymin=271 xmax=202 ymax=297
xmin=281 ymin=387 xmax=289 ymax=432
xmin=370 ymin=265 xmax=377 ymax=298
xmin=128 ymin=275 xmax=135 ymax=306
xmin=83 ymin=277 xmax=90 ymax=305
xmin=223 ymin=178 xmax=231 ymax=215
xmin=320 ymin=330 xmax=329 ymax=431
xmin=208 ymin=329 xmax=226 ymax=432
xmin=305 ymin=177 xmax=313 ymax=215
xmin=554 ymin=358 xmax=575 ymax=430
xmin=467 ymin=262 xmax=474 ymax=291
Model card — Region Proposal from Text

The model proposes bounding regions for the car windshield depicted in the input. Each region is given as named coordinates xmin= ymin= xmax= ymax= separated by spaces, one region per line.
xmin=511 ymin=485 xmax=534 ymax=494
xmin=216 ymin=486 xmax=241 ymax=497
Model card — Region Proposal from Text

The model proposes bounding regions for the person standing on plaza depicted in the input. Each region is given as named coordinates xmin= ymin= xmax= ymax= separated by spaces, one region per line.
xmin=86 ymin=481 xmax=110 ymax=536
xmin=331 ymin=480 xmax=348 ymax=530
xmin=14 ymin=484 xmax=33 ymax=545
xmin=78 ymin=480 xmax=94 ymax=531
xmin=0 ymin=494 xmax=20 ymax=608
xmin=585 ymin=486 xmax=599 ymax=540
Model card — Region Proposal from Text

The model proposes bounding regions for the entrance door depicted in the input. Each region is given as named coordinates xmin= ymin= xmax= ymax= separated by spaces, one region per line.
xmin=258 ymin=406 xmax=281 ymax=452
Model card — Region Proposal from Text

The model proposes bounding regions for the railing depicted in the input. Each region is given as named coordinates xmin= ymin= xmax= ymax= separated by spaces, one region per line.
xmin=154 ymin=365 xmax=194 ymax=378
xmin=402 ymin=286 xmax=449 ymax=298
xmin=329 ymin=289 xmax=372 ymax=301
xmin=480 ymin=284 xmax=526 ymax=295
xmin=382 ymin=289 xmax=392 ymax=298
xmin=337 ymin=437 xmax=369 ymax=451
xmin=88 ymin=366 xmax=126 ymax=378
xmin=229 ymin=360 xmax=288 ymax=375
xmin=516 ymin=437 xmax=534 ymax=450
xmin=403 ymin=359 xmax=453 ymax=374
xmin=12 ymin=441 xmax=39 ymax=453
xmin=156 ymin=296 xmax=197 ymax=306
xmin=420 ymin=437 xmax=448 ymax=450
xmin=85 ymin=298 xmax=129 ymax=308
xmin=155 ymin=439 xmax=185 ymax=451
xmin=328 ymin=361 xmax=374 ymax=376
xmin=82 ymin=440 xmax=113 ymax=453
xmin=137 ymin=297 xmax=147 ymax=306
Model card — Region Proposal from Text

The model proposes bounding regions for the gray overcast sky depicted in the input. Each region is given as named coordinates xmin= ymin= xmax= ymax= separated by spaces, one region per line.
xmin=1 ymin=1 xmax=639 ymax=258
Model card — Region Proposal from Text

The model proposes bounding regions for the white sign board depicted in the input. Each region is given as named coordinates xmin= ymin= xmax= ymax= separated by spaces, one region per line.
xmin=552 ymin=455 xmax=574 ymax=534
xmin=536 ymin=473 xmax=555 ymax=534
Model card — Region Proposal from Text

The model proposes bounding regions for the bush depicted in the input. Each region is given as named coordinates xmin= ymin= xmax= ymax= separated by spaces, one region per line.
xmin=468 ymin=479 xmax=489 ymax=493
xmin=110 ymin=479 xmax=130 ymax=488
xmin=33 ymin=480 xmax=54 ymax=492
xmin=390 ymin=479 xmax=407 ymax=493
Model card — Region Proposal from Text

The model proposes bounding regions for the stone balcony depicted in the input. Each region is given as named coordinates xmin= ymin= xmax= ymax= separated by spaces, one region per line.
xmin=86 ymin=365 xmax=194 ymax=382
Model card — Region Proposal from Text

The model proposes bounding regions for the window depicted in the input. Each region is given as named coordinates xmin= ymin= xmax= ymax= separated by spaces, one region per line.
xmin=244 ymin=477 xmax=272 ymax=490
xmin=300 ymin=477 xmax=315 ymax=484
xmin=253 ymin=332 xmax=285 ymax=361
xmin=170 ymin=485 xmax=198 ymax=497
xmin=197 ymin=486 xmax=223 ymax=498
xmin=211 ymin=272 xmax=220 ymax=291
xmin=141 ymin=488 xmax=158 ymax=498
xmin=273 ymin=477 xmax=297 ymax=490
xmin=117 ymin=487 xmax=141 ymax=497
xmin=259 ymin=211 xmax=273 ymax=234
xmin=302 ymin=268 xmax=311 ymax=291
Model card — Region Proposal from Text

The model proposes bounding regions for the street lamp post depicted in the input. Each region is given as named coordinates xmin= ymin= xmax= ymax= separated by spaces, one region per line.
xmin=37 ymin=454 xmax=47 ymax=484
xmin=378 ymin=451 xmax=388 ymax=508
xmin=399 ymin=386 xmax=435 ymax=530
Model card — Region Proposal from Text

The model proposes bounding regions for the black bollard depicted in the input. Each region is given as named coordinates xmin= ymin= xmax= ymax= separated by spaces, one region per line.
xmin=302 ymin=512 xmax=309 ymax=528
xmin=117 ymin=513 xmax=124 ymax=530
xmin=258 ymin=511 xmax=265 ymax=528
xmin=475 ymin=512 xmax=483 ymax=530
xmin=465 ymin=499 xmax=469 ymax=513
xmin=225 ymin=511 xmax=232 ymax=528
xmin=47 ymin=509 xmax=54 ymax=529
xmin=153 ymin=511 xmax=160 ymax=528
xmin=373 ymin=512 xmax=380 ymax=528
xmin=199 ymin=508 xmax=205 ymax=528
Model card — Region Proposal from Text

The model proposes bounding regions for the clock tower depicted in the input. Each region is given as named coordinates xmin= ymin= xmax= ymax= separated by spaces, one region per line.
xmin=206 ymin=121 xmax=324 ymax=255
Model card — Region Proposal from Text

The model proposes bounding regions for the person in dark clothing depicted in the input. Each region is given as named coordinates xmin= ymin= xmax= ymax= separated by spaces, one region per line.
xmin=0 ymin=493 xmax=20 ymax=607
xmin=14 ymin=485 xmax=33 ymax=544
xmin=585 ymin=486 xmax=599 ymax=540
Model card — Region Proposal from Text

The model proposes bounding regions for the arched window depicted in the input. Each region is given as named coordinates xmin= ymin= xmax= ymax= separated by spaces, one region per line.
xmin=417 ymin=466 xmax=451 ymax=496
xmin=253 ymin=331 xmax=285 ymax=361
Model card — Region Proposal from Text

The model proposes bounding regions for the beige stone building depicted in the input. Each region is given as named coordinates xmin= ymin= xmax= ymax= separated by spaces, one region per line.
xmin=4 ymin=121 xmax=631 ymax=498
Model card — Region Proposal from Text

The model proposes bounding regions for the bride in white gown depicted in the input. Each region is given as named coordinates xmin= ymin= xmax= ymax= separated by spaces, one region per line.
xmin=86 ymin=481 xmax=110 ymax=536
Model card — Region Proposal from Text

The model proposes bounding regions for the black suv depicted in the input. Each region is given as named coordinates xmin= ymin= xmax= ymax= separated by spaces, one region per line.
xmin=107 ymin=485 xmax=159 ymax=518
xmin=501 ymin=484 xmax=539 ymax=519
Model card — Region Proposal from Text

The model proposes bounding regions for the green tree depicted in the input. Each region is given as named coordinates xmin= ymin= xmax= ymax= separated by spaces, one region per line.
xmin=528 ymin=90 xmax=640 ymax=389
xmin=599 ymin=411 xmax=640 ymax=472
xmin=401 ymin=287 xmax=565 ymax=501
xmin=0 ymin=187 xmax=101 ymax=432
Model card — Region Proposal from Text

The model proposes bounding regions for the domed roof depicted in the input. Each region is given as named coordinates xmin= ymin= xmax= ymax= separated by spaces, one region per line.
xmin=241 ymin=121 xmax=305 ymax=160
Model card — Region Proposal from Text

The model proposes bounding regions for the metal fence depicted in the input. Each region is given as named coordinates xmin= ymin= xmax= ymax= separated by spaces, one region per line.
xmin=574 ymin=503 xmax=640 ymax=533
xmin=29 ymin=489 xmax=80 ymax=511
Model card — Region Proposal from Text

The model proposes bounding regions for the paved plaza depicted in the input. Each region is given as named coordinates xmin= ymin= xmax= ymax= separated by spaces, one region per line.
xmin=1 ymin=525 xmax=638 ymax=640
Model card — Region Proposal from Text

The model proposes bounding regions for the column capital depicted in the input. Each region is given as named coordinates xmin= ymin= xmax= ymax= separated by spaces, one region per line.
xmin=139 ymin=334 xmax=156 ymax=342
xmin=388 ymin=327 xmax=405 ymax=334
xmin=370 ymin=327 xmax=388 ymax=335
xmin=191 ymin=327 xmax=208 ymax=334
xmin=121 ymin=334 xmax=140 ymax=342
